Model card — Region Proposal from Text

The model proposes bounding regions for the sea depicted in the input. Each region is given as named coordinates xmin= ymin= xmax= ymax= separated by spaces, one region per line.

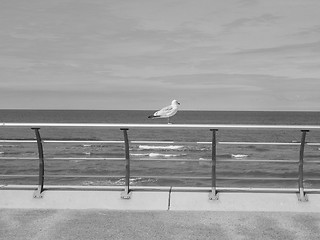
xmin=1 ymin=110 xmax=320 ymax=189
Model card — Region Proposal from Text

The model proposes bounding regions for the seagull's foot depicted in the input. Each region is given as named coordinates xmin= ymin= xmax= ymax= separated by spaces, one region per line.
xmin=167 ymin=122 xmax=173 ymax=124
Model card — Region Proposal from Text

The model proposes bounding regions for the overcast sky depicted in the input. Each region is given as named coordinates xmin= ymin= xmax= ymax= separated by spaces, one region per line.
xmin=1 ymin=0 xmax=320 ymax=110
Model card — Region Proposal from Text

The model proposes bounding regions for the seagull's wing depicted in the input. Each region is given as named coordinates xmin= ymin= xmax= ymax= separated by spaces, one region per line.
xmin=148 ymin=102 xmax=179 ymax=119
xmin=155 ymin=105 xmax=174 ymax=116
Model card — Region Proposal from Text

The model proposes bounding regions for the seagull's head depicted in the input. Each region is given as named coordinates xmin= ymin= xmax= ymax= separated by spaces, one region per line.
xmin=172 ymin=99 xmax=180 ymax=106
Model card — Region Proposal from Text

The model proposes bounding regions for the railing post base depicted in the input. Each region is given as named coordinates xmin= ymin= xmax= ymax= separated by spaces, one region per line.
xmin=121 ymin=191 xmax=132 ymax=199
xmin=297 ymin=189 xmax=308 ymax=202
xmin=33 ymin=189 xmax=44 ymax=199
xmin=209 ymin=192 xmax=219 ymax=201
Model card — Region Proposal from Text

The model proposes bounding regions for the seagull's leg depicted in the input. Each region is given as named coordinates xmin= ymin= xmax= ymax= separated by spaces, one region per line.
xmin=168 ymin=117 xmax=172 ymax=124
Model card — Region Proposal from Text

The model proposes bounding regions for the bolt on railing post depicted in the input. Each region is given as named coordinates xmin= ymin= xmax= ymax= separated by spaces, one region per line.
xmin=298 ymin=130 xmax=309 ymax=202
xmin=120 ymin=128 xmax=132 ymax=199
xmin=31 ymin=128 xmax=45 ymax=198
xmin=209 ymin=129 xmax=219 ymax=200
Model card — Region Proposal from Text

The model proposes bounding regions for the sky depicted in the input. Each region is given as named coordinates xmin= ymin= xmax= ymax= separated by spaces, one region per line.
xmin=0 ymin=0 xmax=320 ymax=111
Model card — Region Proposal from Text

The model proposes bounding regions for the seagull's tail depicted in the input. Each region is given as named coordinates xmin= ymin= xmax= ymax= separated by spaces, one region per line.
xmin=148 ymin=115 xmax=160 ymax=119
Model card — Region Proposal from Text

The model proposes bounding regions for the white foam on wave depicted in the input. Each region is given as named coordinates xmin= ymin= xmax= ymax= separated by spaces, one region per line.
xmin=138 ymin=145 xmax=184 ymax=150
xmin=231 ymin=154 xmax=248 ymax=159
xmin=117 ymin=177 xmax=157 ymax=185
xmin=198 ymin=158 xmax=211 ymax=166
xmin=131 ymin=152 xmax=184 ymax=158
xmin=149 ymin=153 xmax=181 ymax=158
xmin=82 ymin=178 xmax=158 ymax=186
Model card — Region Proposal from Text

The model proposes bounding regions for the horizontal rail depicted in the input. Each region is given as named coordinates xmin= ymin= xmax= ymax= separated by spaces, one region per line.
xmin=217 ymin=159 xmax=299 ymax=163
xmin=2 ymin=122 xmax=320 ymax=130
xmin=1 ymin=157 xmax=317 ymax=164
xmin=0 ymin=157 xmax=302 ymax=163
xmin=0 ymin=140 xmax=124 ymax=144
xmin=219 ymin=142 xmax=301 ymax=145
xmin=44 ymin=140 xmax=124 ymax=144
xmin=0 ymin=157 xmax=124 ymax=161
xmin=46 ymin=157 xmax=125 ymax=161
xmin=0 ymin=174 xmax=300 ymax=181
xmin=305 ymin=178 xmax=320 ymax=181
xmin=135 ymin=159 xmax=299 ymax=163
xmin=1 ymin=139 xmax=320 ymax=146
xmin=3 ymin=184 xmax=320 ymax=193
xmin=0 ymin=175 xmax=39 ymax=178
xmin=0 ymin=157 xmax=38 ymax=160
xmin=0 ymin=174 xmax=123 ymax=178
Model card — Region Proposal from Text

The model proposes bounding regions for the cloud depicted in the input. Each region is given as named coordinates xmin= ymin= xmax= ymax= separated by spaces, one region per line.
xmin=147 ymin=72 xmax=320 ymax=94
xmin=233 ymin=41 xmax=320 ymax=55
xmin=237 ymin=0 xmax=259 ymax=7
xmin=223 ymin=14 xmax=281 ymax=31
xmin=292 ymin=25 xmax=320 ymax=36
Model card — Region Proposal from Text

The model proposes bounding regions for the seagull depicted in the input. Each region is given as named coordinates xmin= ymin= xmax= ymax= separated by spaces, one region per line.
xmin=148 ymin=100 xmax=181 ymax=124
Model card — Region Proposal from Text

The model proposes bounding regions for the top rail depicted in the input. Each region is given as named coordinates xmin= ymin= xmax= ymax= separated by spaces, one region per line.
xmin=1 ymin=122 xmax=320 ymax=130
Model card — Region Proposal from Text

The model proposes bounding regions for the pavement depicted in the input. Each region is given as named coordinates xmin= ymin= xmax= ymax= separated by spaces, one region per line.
xmin=1 ymin=210 xmax=320 ymax=240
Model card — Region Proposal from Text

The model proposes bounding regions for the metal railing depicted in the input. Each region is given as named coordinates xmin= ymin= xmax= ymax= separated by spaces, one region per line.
xmin=1 ymin=123 xmax=320 ymax=201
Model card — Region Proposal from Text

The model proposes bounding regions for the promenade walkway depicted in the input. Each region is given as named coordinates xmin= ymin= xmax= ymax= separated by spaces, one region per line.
xmin=1 ymin=209 xmax=320 ymax=240
xmin=1 ymin=187 xmax=320 ymax=239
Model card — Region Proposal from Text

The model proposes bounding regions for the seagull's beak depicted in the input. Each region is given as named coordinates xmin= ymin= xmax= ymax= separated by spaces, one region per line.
xmin=178 ymin=102 xmax=181 ymax=105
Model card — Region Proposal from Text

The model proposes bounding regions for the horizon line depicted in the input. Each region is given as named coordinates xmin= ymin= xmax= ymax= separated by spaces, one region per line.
xmin=0 ymin=108 xmax=320 ymax=113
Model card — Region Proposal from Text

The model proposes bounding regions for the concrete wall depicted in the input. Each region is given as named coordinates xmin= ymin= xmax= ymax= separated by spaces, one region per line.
xmin=1 ymin=185 xmax=320 ymax=211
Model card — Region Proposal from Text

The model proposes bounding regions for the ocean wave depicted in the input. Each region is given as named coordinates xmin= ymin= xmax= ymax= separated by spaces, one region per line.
xmin=131 ymin=152 xmax=186 ymax=158
xmin=199 ymin=154 xmax=249 ymax=160
xmin=198 ymin=158 xmax=211 ymax=166
xmin=82 ymin=177 xmax=157 ymax=186
xmin=130 ymin=153 xmax=150 ymax=157
xmin=0 ymin=151 xmax=35 ymax=156
xmin=0 ymin=145 xmax=19 ymax=148
xmin=138 ymin=145 xmax=184 ymax=150
xmin=216 ymin=154 xmax=231 ymax=159
xmin=114 ymin=177 xmax=157 ymax=185
xmin=80 ymin=144 xmax=113 ymax=148
xmin=148 ymin=153 xmax=184 ymax=158
xmin=231 ymin=154 xmax=248 ymax=159
xmin=304 ymin=154 xmax=320 ymax=159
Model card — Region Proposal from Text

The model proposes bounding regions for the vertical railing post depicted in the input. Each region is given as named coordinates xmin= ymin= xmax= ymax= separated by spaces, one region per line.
xmin=31 ymin=128 xmax=45 ymax=198
xmin=298 ymin=130 xmax=309 ymax=202
xmin=120 ymin=128 xmax=131 ymax=199
xmin=209 ymin=129 xmax=219 ymax=200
